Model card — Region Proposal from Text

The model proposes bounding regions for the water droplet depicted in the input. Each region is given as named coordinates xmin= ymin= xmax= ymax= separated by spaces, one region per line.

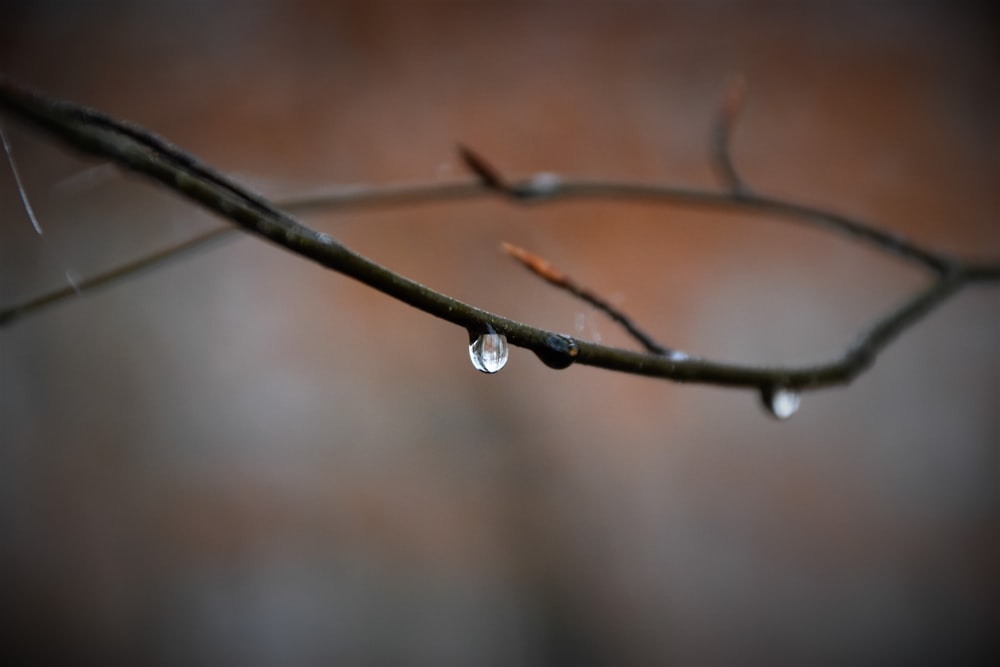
xmin=761 ymin=385 xmax=801 ymax=420
xmin=469 ymin=330 xmax=509 ymax=373
xmin=534 ymin=333 xmax=578 ymax=370
xmin=529 ymin=172 xmax=561 ymax=196
xmin=668 ymin=350 xmax=690 ymax=362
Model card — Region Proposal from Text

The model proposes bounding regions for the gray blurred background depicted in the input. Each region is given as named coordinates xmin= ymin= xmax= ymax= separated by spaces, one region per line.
xmin=1 ymin=1 xmax=998 ymax=664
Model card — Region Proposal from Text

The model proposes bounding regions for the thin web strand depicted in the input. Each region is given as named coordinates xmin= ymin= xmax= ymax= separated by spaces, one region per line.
xmin=0 ymin=118 xmax=43 ymax=235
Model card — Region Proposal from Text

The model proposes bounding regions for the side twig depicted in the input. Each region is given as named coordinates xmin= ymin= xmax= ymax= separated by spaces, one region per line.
xmin=0 ymin=225 xmax=234 ymax=326
xmin=711 ymin=75 xmax=750 ymax=195
xmin=500 ymin=242 xmax=673 ymax=356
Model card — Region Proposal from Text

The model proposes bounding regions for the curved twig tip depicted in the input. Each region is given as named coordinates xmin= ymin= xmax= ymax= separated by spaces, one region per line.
xmin=501 ymin=242 xmax=568 ymax=285
xmin=458 ymin=144 xmax=506 ymax=190
xmin=722 ymin=74 xmax=749 ymax=125
xmin=711 ymin=74 xmax=751 ymax=194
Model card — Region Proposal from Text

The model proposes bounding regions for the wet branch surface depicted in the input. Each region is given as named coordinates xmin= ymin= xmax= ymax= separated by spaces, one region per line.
xmin=2 ymin=75 xmax=998 ymax=404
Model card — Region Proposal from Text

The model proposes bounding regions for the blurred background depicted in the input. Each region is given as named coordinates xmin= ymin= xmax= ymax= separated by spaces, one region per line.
xmin=1 ymin=1 xmax=998 ymax=664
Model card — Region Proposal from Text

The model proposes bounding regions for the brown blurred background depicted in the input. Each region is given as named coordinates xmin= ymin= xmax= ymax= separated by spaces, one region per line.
xmin=1 ymin=1 xmax=998 ymax=664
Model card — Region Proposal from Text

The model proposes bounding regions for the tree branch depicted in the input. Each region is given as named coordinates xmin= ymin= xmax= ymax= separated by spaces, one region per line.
xmin=1 ymin=75 xmax=997 ymax=408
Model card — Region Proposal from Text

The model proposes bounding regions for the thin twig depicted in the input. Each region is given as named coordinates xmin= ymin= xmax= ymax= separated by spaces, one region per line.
xmin=501 ymin=242 xmax=671 ymax=355
xmin=711 ymin=75 xmax=749 ymax=195
xmin=454 ymin=148 xmax=953 ymax=274
xmin=458 ymin=144 xmax=507 ymax=192
xmin=845 ymin=269 xmax=966 ymax=366
xmin=1 ymin=75 xmax=998 ymax=399
xmin=0 ymin=225 xmax=234 ymax=326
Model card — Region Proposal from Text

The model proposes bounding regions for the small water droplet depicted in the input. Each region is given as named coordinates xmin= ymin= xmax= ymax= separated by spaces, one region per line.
xmin=436 ymin=161 xmax=454 ymax=178
xmin=529 ymin=172 xmax=561 ymax=196
xmin=761 ymin=385 xmax=801 ymax=420
xmin=668 ymin=350 xmax=690 ymax=362
xmin=469 ymin=330 xmax=508 ymax=373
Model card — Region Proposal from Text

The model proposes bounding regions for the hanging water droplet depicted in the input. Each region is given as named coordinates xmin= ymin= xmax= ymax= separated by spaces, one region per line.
xmin=761 ymin=385 xmax=801 ymax=420
xmin=534 ymin=333 xmax=578 ymax=370
xmin=469 ymin=330 xmax=509 ymax=373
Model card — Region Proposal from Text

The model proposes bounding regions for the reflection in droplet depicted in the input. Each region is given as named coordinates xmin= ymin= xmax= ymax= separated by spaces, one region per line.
xmin=469 ymin=331 xmax=509 ymax=373
xmin=762 ymin=385 xmax=801 ymax=420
